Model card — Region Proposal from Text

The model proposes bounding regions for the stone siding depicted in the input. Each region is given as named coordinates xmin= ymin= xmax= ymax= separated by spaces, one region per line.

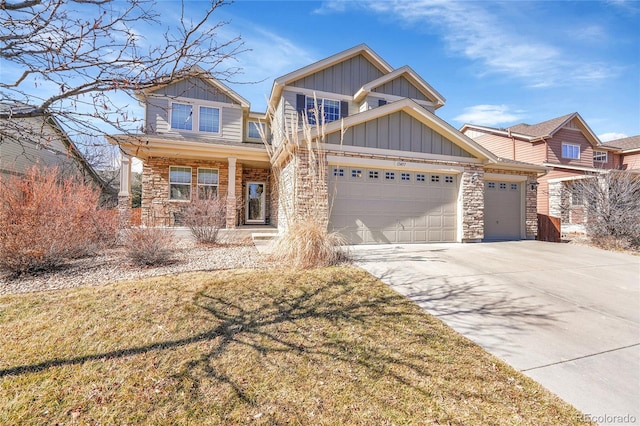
xmin=461 ymin=165 xmax=484 ymax=241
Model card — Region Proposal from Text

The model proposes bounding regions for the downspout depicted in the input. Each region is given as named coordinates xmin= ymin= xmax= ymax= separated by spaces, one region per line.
xmin=508 ymin=129 xmax=515 ymax=160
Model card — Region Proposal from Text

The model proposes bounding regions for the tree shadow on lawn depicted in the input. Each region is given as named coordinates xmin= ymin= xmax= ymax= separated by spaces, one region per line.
xmin=0 ymin=269 xmax=565 ymax=420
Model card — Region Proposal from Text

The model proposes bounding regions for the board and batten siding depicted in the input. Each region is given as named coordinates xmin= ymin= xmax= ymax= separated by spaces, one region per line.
xmin=547 ymin=128 xmax=596 ymax=167
xmin=289 ymin=54 xmax=385 ymax=96
xmin=372 ymin=76 xmax=430 ymax=102
xmin=326 ymin=111 xmax=473 ymax=158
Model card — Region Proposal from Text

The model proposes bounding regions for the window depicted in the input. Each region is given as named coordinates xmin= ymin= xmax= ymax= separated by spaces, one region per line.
xmin=369 ymin=170 xmax=379 ymax=179
xmin=562 ymin=143 xmax=580 ymax=160
xmin=197 ymin=168 xmax=219 ymax=199
xmin=306 ymin=97 xmax=341 ymax=125
xmin=510 ymin=183 xmax=518 ymax=190
xmin=445 ymin=176 xmax=454 ymax=183
xmin=488 ymin=182 xmax=496 ymax=189
xmin=416 ymin=173 xmax=426 ymax=182
xmin=385 ymin=171 xmax=395 ymax=180
xmin=248 ymin=121 xmax=264 ymax=139
xmin=499 ymin=183 xmax=507 ymax=190
xmin=169 ymin=166 xmax=191 ymax=200
xmin=431 ymin=175 xmax=440 ymax=183
xmin=351 ymin=169 xmax=362 ymax=178
xmin=594 ymin=150 xmax=608 ymax=163
xmin=571 ymin=186 xmax=583 ymax=206
xmin=333 ymin=168 xmax=344 ymax=177
xmin=401 ymin=172 xmax=411 ymax=181
xmin=199 ymin=106 xmax=220 ymax=133
xmin=170 ymin=103 xmax=193 ymax=130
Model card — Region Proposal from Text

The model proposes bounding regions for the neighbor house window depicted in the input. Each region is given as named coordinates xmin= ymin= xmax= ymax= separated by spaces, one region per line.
xmin=306 ymin=97 xmax=341 ymax=125
xmin=562 ymin=143 xmax=580 ymax=159
xmin=169 ymin=166 xmax=192 ymax=200
xmin=199 ymin=106 xmax=220 ymax=133
xmin=197 ymin=168 xmax=219 ymax=199
xmin=171 ymin=103 xmax=193 ymax=130
xmin=593 ymin=150 xmax=607 ymax=163
xmin=248 ymin=121 xmax=264 ymax=139
xmin=571 ymin=185 xmax=583 ymax=206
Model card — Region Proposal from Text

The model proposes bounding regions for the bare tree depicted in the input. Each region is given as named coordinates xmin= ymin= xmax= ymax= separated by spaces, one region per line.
xmin=565 ymin=171 xmax=640 ymax=248
xmin=1 ymin=0 xmax=245 ymax=150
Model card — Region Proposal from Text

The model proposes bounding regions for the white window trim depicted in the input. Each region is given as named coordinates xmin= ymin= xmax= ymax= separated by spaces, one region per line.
xmin=169 ymin=99 xmax=224 ymax=135
xmin=196 ymin=167 xmax=219 ymax=199
xmin=561 ymin=143 xmax=581 ymax=160
xmin=247 ymin=121 xmax=265 ymax=140
xmin=593 ymin=150 xmax=608 ymax=162
xmin=169 ymin=165 xmax=192 ymax=201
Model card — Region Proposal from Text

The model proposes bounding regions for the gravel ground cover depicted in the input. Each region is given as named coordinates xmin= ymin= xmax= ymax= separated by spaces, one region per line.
xmin=0 ymin=240 xmax=271 ymax=296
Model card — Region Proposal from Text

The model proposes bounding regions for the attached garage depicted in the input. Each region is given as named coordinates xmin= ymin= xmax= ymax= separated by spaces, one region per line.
xmin=483 ymin=178 xmax=525 ymax=240
xmin=328 ymin=165 xmax=458 ymax=244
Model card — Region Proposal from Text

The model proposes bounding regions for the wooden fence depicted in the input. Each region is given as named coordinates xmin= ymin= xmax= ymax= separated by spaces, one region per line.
xmin=537 ymin=214 xmax=561 ymax=242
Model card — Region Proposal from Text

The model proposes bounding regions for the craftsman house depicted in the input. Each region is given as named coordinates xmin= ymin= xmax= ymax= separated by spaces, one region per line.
xmin=112 ymin=44 xmax=546 ymax=243
xmin=461 ymin=113 xmax=639 ymax=230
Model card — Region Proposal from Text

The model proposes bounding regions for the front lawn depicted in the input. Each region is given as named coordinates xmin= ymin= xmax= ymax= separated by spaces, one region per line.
xmin=0 ymin=267 xmax=591 ymax=425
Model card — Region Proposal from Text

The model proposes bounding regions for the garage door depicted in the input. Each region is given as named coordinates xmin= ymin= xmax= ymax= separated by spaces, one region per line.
xmin=329 ymin=166 xmax=458 ymax=244
xmin=484 ymin=180 xmax=522 ymax=240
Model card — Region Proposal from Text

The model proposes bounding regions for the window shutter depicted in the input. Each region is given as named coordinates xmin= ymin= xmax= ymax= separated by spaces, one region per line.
xmin=296 ymin=94 xmax=306 ymax=117
xmin=378 ymin=99 xmax=387 ymax=107
xmin=340 ymin=101 xmax=349 ymax=118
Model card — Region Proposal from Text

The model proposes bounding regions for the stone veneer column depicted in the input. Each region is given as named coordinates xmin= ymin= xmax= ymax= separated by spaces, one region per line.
xmin=226 ymin=157 xmax=237 ymax=228
xmin=117 ymin=154 xmax=132 ymax=228
xmin=461 ymin=166 xmax=484 ymax=242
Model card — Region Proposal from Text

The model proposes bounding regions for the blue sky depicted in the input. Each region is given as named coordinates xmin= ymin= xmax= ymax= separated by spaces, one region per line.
xmin=203 ymin=0 xmax=639 ymax=141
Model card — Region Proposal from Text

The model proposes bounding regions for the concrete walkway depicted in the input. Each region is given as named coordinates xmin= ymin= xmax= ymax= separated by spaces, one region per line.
xmin=351 ymin=241 xmax=640 ymax=425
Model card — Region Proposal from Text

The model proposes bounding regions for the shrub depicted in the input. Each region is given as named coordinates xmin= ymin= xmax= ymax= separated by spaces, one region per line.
xmin=122 ymin=227 xmax=175 ymax=266
xmin=0 ymin=166 xmax=117 ymax=275
xmin=182 ymin=197 xmax=227 ymax=244
xmin=271 ymin=217 xmax=348 ymax=269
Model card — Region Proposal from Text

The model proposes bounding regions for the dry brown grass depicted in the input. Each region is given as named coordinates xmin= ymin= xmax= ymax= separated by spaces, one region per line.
xmin=0 ymin=267 xmax=592 ymax=425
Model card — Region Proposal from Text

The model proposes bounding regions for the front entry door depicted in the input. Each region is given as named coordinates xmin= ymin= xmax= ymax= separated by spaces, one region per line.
xmin=246 ymin=182 xmax=266 ymax=223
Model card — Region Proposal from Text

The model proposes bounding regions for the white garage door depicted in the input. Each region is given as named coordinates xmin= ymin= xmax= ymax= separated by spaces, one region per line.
xmin=484 ymin=180 xmax=523 ymax=240
xmin=329 ymin=166 xmax=458 ymax=244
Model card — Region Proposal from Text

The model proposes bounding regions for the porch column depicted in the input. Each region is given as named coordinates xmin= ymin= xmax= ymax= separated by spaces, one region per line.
xmin=226 ymin=157 xmax=237 ymax=228
xmin=118 ymin=154 xmax=132 ymax=227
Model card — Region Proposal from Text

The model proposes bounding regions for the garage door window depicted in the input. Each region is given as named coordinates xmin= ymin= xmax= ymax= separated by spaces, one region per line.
xmin=510 ymin=183 xmax=518 ymax=190
xmin=333 ymin=168 xmax=344 ymax=177
xmin=401 ymin=172 xmax=411 ymax=181
xmin=488 ymin=182 xmax=495 ymax=189
xmin=416 ymin=173 xmax=425 ymax=182
xmin=445 ymin=175 xmax=454 ymax=183
xmin=369 ymin=170 xmax=379 ymax=179
xmin=431 ymin=175 xmax=440 ymax=183
xmin=385 ymin=171 xmax=395 ymax=180
xmin=499 ymin=183 xmax=507 ymax=190
xmin=351 ymin=169 xmax=362 ymax=178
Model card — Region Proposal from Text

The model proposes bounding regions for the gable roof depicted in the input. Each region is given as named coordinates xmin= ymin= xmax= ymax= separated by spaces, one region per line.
xmin=268 ymin=44 xmax=393 ymax=110
xmin=462 ymin=112 xmax=601 ymax=146
xmin=353 ymin=65 xmax=446 ymax=109
xmin=139 ymin=65 xmax=250 ymax=108
xmin=602 ymin=135 xmax=640 ymax=153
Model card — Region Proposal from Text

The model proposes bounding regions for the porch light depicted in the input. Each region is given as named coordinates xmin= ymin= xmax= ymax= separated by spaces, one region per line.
xmin=471 ymin=172 xmax=479 ymax=183
xmin=530 ymin=180 xmax=539 ymax=191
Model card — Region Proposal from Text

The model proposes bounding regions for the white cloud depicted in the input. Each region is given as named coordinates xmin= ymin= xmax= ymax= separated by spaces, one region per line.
xmin=453 ymin=104 xmax=525 ymax=126
xmin=353 ymin=0 xmax=618 ymax=87
xmin=598 ymin=132 xmax=628 ymax=142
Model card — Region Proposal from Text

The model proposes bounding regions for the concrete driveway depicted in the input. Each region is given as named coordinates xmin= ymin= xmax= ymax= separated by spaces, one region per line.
xmin=351 ymin=241 xmax=639 ymax=425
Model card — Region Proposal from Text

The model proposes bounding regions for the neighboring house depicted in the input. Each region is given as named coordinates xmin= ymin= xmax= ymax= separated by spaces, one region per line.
xmin=0 ymin=102 xmax=114 ymax=200
xmin=601 ymin=135 xmax=640 ymax=170
xmin=461 ymin=113 xmax=638 ymax=231
xmin=112 ymin=44 xmax=546 ymax=243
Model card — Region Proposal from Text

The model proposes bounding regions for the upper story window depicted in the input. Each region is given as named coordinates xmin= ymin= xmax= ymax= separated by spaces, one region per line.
xmin=199 ymin=106 xmax=220 ymax=133
xmin=562 ymin=143 xmax=580 ymax=160
xmin=593 ymin=150 xmax=608 ymax=163
xmin=248 ymin=121 xmax=265 ymax=139
xmin=170 ymin=102 xmax=220 ymax=134
xmin=306 ymin=97 xmax=341 ymax=125
xmin=171 ymin=103 xmax=193 ymax=131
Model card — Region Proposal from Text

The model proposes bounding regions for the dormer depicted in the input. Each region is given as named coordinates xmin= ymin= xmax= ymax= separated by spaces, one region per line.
xmin=138 ymin=66 xmax=253 ymax=144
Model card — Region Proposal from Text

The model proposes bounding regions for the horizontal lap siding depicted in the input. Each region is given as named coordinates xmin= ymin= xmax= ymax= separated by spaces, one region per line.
xmin=547 ymin=129 xmax=595 ymax=167
xmin=473 ymin=134 xmax=513 ymax=159
xmin=152 ymin=77 xmax=237 ymax=104
xmin=538 ymin=168 xmax=587 ymax=215
xmin=622 ymin=152 xmax=640 ymax=169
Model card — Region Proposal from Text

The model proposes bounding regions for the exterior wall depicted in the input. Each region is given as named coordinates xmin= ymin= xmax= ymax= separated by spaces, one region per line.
xmin=289 ymin=54 xmax=384 ymax=96
xmin=372 ymin=76 xmax=430 ymax=101
xmin=470 ymin=132 xmax=546 ymax=164
xmin=546 ymin=128 xmax=596 ymax=167
xmin=325 ymin=111 xmax=473 ymax=158
xmin=141 ymin=157 xmax=233 ymax=227
xmin=472 ymin=133 xmax=513 ymax=159
xmin=150 ymin=77 xmax=238 ymax=103
xmin=622 ymin=152 xmax=640 ymax=170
